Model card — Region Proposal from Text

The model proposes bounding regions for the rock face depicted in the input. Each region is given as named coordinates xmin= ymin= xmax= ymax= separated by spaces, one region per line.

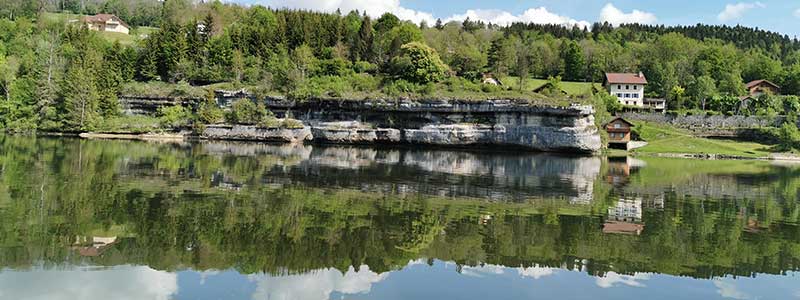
xmin=201 ymin=125 xmax=312 ymax=144
xmin=273 ymin=99 xmax=601 ymax=153
xmin=119 ymin=96 xmax=602 ymax=153
xmin=310 ymin=121 xmax=401 ymax=144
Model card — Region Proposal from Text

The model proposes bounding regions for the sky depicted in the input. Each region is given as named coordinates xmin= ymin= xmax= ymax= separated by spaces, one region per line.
xmin=228 ymin=0 xmax=800 ymax=37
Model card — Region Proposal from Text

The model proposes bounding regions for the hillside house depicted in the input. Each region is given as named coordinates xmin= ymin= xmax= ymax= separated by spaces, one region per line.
xmin=605 ymin=117 xmax=633 ymax=149
xmin=745 ymin=79 xmax=780 ymax=97
xmin=81 ymin=14 xmax=130 ymax=35
xmin=605 ymin=72 xmax=647 ymax=107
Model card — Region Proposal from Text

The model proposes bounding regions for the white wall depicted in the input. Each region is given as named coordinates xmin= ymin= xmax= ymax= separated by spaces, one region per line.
xmin=608 ymin=84 xmax=645 ymax=107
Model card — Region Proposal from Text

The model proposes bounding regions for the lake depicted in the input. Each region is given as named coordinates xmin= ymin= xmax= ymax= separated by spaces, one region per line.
xmin=0 ymin=136 xmax=798 ymax=300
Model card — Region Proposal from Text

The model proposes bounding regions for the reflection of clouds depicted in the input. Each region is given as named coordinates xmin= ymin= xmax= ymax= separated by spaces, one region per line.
xmin=0 ymin=265 xmax=177 ymax=300
xmin=248 ymin=265 xmax=387 ymax=300
xmin=517 ymin=266 xmax=556 ymax=279
xmin=713 ymin=279 xmax=749 ymax=300
xmin=460 ymin=264 xmax=506 ymax=278
xmin=595 ymin=272 xmax=650 ymax=288
xmin=459 ymin=264 xmax=557 ymax=280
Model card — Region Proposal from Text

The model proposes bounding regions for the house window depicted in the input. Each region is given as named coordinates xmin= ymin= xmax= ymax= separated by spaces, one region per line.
xmin=634 ymin=85 xmax=638 ymax=90
xmin=618 ymin=85 xmax=621 ymax=89
xmin=626 ymin=85 xmax=630 ymax=90
xmin=614 ymin=123 xmax=621 ymax=129
xmin=617 ymin=93 xmax=623 ymax=98
xmin=624 ymin=93 xmax=630 ymax=98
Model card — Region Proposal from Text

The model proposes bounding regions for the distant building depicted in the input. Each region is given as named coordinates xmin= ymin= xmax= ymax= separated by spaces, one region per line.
xmin=75 ymin=236 xmax=118 ymax=257
xmin=481 ymin=73 xmax=503 ymax=86
xmin=604 ymin=72 xmax=647 ymax=107
xmin=604 ymin=198 xmax=644 ymax=235
xmin=81 ymin=14 xmax=130 ymax=35
xmin=604 ymin=117 xmax=633 ymax=149
xmin=745 ymin=79 xmax=780 ymax=97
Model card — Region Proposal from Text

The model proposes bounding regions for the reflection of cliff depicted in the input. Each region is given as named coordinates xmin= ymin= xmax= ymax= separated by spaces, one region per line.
xmin=111 ymin=143 xmax=601 ymax=202
xmin=292 ymin=146 xmax=601 ymax=202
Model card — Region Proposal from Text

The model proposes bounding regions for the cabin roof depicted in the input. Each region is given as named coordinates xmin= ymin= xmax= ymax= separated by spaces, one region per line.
xmin=605 ymin=117 xmax=634 ymax=127
xmin=745 ymin=79 xmax=780 ymax=89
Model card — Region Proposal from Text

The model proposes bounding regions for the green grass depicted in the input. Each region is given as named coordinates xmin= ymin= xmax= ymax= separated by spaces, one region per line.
xmin=632 ymin=121 xmax=774 ymax=158
xmin=41 ymin=12 xmax=156 ymax=45
xmin=501 ymin=76 xmax=602 ymax=96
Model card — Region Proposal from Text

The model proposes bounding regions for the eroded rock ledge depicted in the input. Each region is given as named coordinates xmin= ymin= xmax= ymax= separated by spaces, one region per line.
xmin=198 ymin=99 xmax=602 ymax=153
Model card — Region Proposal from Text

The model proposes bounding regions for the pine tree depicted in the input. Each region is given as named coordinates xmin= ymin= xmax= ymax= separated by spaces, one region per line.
xmin=356 ymin=16 xmax=374 ymax=62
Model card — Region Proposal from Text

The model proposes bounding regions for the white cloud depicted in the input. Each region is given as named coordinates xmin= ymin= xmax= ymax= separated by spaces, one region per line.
xmin=717 ymin=2 xmax=766 ymax=22
xmin=459 ymin=263 xmax=557 ymax=280
xmin=0 ymin=266 xmax=178 ymax=300
xmin=713 ymin=279 xmax=750 ymax=300
xmin=595 ymin=272 xmax=651 ymax=288
xmin=445 ymin=7 xmax=591 ymax=28
xmin=517 ymin=266 xmax=557 ymax=279
xmin=794 ymin=8 xmax=800 ymax=18
xmin=258 ymin=0 xmax=593 ymax=28
xmin=248 ymin=265 xmax=388 ymax=300
xmin=260 ymin=0 xmax=435 ymax=24
xmin=599 ymin=3 xmax=658 ymax=26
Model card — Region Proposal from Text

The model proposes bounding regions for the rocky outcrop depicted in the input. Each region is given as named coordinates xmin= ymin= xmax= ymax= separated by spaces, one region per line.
xmin=310 ymin=121 xmax=401 ymax=144
xmin=117 ymin=96 xmax=602 ymax=153
xmin=283 ymin=99 xmax=601 ymax=153
xmin=201 ymin=125 xmax=312 ymax=143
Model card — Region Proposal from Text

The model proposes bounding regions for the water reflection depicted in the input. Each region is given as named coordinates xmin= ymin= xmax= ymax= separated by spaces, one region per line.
xmin=0 ymin=136 xmax=799 ymax=299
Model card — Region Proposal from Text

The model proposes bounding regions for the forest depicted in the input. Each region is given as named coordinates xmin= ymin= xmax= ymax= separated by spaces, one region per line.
xmin=1 ymin=0 xmax=800 ymax=133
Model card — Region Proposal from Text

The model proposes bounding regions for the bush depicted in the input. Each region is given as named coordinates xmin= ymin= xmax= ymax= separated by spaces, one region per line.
xmin=778 ymin=117 xmax=800 ymax=151
xmin=158 ymin=105 xmax=191 ymax=128
xmin=282 ymin=118 xmax=305 ymax=129
xmin=226 ymin=99 xmax=271 ymax=125
xmin=347 ymin=73 xmax=380 ymax=92
xmin=389 ymin=42 xmax=449 ymax=84
xmin=197 ymin=93 xmax=225 ymax=124
xmin=353 ymin=61 xmax=378 ymax=74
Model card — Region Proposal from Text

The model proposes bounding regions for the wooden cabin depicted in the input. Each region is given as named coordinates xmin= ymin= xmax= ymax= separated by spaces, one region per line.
xmin=745 ymin=79 xmax=780 ymax=97
xmin=605 ymin=117 xmax=633 ymax=149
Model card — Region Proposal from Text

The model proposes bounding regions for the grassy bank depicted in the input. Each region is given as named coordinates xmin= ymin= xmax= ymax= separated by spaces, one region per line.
xmin=630 ymin=121 xmax=775 ymax=158
xmin=119 ymin=78 xmax=594 ymax=106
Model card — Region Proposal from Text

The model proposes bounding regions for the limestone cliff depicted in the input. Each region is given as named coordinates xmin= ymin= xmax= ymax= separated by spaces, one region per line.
xmin=270 ymin=99 xmax=601 ymax=153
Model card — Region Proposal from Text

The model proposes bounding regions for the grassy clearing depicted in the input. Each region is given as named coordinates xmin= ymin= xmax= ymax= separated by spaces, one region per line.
xmin=631 ymin=121 xmax=774 ymax=158
xmin=501 ymin=76 xmax=601 ymax=96
xmin=41 ymin=12 xmax=155 ymax=45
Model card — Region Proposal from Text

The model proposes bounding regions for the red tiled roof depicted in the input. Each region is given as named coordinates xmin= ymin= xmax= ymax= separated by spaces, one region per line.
xmin=745 ymin=79 xmax=780 ymax=89
xmin=605 ymin=73 xmax=647 ymax=84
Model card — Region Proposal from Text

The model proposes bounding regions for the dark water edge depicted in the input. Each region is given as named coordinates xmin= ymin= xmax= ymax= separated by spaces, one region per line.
xmin=0 ymin=135 xmax=798 ymax=299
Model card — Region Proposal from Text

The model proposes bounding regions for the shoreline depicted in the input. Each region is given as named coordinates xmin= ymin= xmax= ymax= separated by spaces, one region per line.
xmin=65 ymin=130 xmax=800 ymax=161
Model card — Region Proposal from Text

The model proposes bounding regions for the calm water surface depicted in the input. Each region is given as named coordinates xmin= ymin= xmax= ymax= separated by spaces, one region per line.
xmin=0 ymin=136 xmax=799 ymax=300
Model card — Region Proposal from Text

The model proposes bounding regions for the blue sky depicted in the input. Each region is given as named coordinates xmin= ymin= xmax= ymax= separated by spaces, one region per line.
xmin=230 ymin=0 xmax=800 ymax=37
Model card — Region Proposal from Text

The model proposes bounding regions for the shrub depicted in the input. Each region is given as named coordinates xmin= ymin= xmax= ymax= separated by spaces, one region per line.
xmin=389 ymin=42 xmax=449 ymax=84
xmin=158 ymin=105 xmax=191 ymax=128
xmin=226 ymin=99 xmax=271 ymax=125
xmin=282 ymin=118 xmax=305 ymax=129
xmin=353 ymin=61 xmax=378 ymax=74
xmin=257 ymin=116 xmax=282 ymax=129
xmin=197 ymin=93 xmax=224 ymax=124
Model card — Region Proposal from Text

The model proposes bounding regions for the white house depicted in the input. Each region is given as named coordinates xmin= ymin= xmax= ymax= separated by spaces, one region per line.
xmin=605 ymin=72 xmax=647 ymax=107
xmin=81 ymin=14 xmax=130 ymax=35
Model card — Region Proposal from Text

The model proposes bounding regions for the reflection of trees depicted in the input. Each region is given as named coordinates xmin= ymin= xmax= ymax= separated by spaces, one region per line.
xmin=0 ymin=137 xmax=798 ymax=280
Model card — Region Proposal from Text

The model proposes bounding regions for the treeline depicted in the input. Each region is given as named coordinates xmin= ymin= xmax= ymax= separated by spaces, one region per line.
xmin=1 ymin=0 xmax=800 ymax=133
